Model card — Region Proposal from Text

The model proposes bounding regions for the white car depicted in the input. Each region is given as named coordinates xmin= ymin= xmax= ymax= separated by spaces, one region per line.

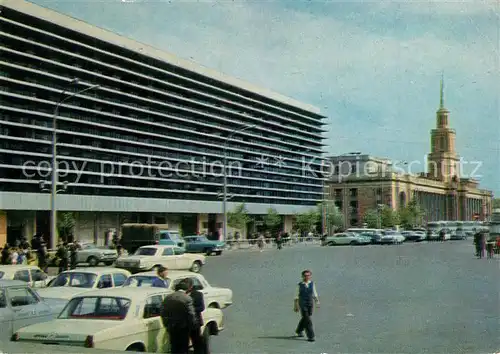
xmin=36 ymin=268 xmax=131 ymax=301
xmin=324 ymin=233 xmax=371 ymax=246
xmin=0 ymin=265 xmax=55 ymax=288
xmin=0 ymin=280 xmax=67 ymax=341
xmin=12 ymin=287 xmax=224 ymax=352
xmin=380 ymin=231 xmax=406 ymax=244
xmin=115 ymin=245 xmax=206 ymax=273
xmin=123 ymin=270 xmax=233 ymax=308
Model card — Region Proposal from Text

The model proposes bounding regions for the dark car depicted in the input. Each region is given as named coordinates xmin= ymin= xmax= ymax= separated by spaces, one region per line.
xmin=183 ymin=236 xmax=225 ymax=256
xmin=360 ymin=232 xmax=382 ymax=244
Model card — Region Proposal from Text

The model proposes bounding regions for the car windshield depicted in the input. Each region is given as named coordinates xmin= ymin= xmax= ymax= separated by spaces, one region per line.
xmin=134 ymin=247 xmax=157 ymax=256
xmin=51 ymin=272 xmax=97 ymax=288
xmin=59 ymin=296 xmax=131 ymax=320
xmin=123 ymin=276 xmax=157 ymax=287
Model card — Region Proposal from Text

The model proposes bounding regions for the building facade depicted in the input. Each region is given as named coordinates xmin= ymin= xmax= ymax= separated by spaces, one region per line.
xmin=0 ymin=0 xmax=326 ymax=246
xmin=326 ymin=80 xmax=493 ymax=229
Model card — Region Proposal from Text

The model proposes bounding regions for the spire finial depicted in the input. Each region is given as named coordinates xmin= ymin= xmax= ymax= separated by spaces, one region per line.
xmin=439 ymin=72 xmax=444 ymax=109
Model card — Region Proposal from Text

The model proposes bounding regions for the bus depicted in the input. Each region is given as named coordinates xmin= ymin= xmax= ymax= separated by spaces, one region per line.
xmin=427 ymin=221 xmax=445 ymax=233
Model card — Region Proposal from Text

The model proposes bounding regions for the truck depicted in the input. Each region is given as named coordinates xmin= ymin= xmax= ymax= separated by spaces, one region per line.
xmin=120 ymin=223 xmax=185 ymax=253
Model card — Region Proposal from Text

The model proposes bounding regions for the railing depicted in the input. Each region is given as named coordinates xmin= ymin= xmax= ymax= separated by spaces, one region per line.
xmin=224 ymin=237 xmax=322 ymax=249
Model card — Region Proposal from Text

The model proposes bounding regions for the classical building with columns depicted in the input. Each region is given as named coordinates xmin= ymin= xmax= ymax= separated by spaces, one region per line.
xmin=326 ymin=79 xmax=493 ymax=229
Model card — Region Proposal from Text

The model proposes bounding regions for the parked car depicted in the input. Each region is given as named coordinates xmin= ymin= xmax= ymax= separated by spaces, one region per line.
xmin=12 ymin=287 xmax=225 ymax=352
xmin=0 ymin=280 xmax=67 ymax=341
xmin=451 ymin=229 xmax=468 ymax=240
xmin=324 ymin=233 xmax=371 ymax=246
xmin=115 ymin=245 xmax=206 ymax=273
xmin=0 ymin=265 xmax=55 ymax=288
xmin=380 ymin=231 xmax=406 ymax=244
xmin=123 ymin=270 xmax=233 ymax=308
xmin=401 ymin=231 xmax=426 ymax=242
xmin=183 ymin=236 xmax=225 ymax=255
xmin=73 ymin=243 xmax=118 ymax=266
xmin=36 ymin=268 xmax=131 ymax=301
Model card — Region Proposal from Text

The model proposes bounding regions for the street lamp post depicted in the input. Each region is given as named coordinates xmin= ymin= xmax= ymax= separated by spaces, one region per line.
xmin=50 ymin=80 xmax=100 ymax=249
xmin=221 ymin=124 xmax=256 ymax=242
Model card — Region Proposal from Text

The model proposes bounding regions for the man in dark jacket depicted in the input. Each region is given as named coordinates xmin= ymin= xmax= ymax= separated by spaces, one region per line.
xmin=56 ymin=242 xmax=69 ymax=274
xmin=186 ymin=278 xmax=206 ymax=354
xmin=160 ymin=279 xmax=197 ymax=354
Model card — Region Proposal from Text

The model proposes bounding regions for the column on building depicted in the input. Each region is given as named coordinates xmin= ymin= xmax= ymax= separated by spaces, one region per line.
xmin=22 ymin=212 xmax=37 ymax=241
xmin=283 ymin=215 xmax=293 ymax=234
xmin=0 ymin=211 xmax=6 ymax=246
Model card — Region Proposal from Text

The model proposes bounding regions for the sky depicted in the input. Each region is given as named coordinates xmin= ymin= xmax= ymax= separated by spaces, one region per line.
xmin=31 ymin=0 xmax=500 ymax=194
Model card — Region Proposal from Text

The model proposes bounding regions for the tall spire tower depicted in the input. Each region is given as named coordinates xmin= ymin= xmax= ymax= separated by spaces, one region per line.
xmin=427 ymin=75 xmax=460 ymax=182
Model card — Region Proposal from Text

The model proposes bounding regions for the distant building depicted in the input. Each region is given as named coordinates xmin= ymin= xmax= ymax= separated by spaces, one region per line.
xmin=326 ymin=79 xmax=493 ymax=228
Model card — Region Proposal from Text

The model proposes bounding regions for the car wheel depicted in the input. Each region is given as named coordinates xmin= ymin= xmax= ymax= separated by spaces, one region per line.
xmin=126 ymin=343 xmax=145 ymax=352
xmin=208 ymin=302 xmax=219 ymax=308
xmin=327 ymin=241 xmax=335 ymax=246
xmin=204 ymin=248 xmax=213 ymax=256
xmin=215 ymin=251 xmax=222 ymax=256
xmin=190 ymin=261 xmax=202 ymax=273
xmin=349 ymin=241 xmax=357 ymax=246
xmin=104 ymin=261 xmax=114 ymax=266
xmin=87 ymin=256 xmax=98 ymax=267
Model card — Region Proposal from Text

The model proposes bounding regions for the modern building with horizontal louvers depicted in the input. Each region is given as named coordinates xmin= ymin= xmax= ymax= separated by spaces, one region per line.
xmin=0 ymin=0 xmax=327 ymax=245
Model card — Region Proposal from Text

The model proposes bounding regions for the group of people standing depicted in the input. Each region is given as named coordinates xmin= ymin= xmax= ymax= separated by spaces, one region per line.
xmin=1 ymin=234 xmax=47 ymax=269
xmin=151 ymin=266 xmax=209 ymax=354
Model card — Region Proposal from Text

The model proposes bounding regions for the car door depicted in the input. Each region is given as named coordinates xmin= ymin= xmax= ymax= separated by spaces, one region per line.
xmin=30 ymin=268 xmax=49 ymax=288
xmin=160 ymin=247 xmax=178 ymax=269
xmin=173 ymin=247 xmax=191 ymax=269
xmin=184 ymin=238 xmax=195 ymax=252
xmin=336 ymin=234 xmax=348 ymax=245
xmin=142 ymin=295 xmax=166 ymax=352
xmin=0 ymin=288 xmax=14 ymax=341
xmin=8 ymin=286 xmax=52 ymax=332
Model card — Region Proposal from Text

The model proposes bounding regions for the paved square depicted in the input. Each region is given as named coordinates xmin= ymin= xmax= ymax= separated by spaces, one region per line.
xmin=206 ymin=242 xmax=499 ymax=353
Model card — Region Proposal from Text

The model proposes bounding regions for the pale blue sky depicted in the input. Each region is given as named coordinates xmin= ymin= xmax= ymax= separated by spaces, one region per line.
xmin=31 ymin=0 xmax=499 ymax=194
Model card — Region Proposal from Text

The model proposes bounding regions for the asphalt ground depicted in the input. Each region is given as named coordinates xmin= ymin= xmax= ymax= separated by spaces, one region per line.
xmin=202 ymin=240 xmax=499 ymax=354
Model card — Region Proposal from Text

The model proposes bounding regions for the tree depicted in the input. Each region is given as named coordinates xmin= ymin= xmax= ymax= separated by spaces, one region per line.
xmin=58 ymin=212 xmax=75 ymax=242
xmin=294 ymin=209 xmax=320 ymax=235
xmin=493 ymin=198 xmax=500 ymax=209
xmin=363 ymin=209 xmax=379 ymax=228
xmin=227 ymin=203 xmax=250 ymax=237
xmin=399 ymin=198 xmax=425 ymax=229
xmin=263 ymin=207 xmax=282 ymax=235
xmin=380 ymin=206 xmax=400 ymax=228
xmin=317 ymin=201 xmax=344 ymax=234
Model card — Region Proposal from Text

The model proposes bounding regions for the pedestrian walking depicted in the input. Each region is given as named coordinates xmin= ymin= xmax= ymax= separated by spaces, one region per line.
xmin=160 ymin=280 xmax=197 ymax=354
xmin=185 ymin=278 xmax=208 ymax=354
xmin=257 ymin=234 xmax=265 ymax=252
xmin=56 ymin=242 xmax=69 ymax=274
xmin=69 ymin=242 xmax=80 ymax=270
xmin=294 ymin=269 xmax=320 ymax=342
xmin=37 ymin=241 xmax=48 ymax=273
xmin=151 ymin=266 xmax=170 ymax=288
xmin=486 ymin=237 xmax=494 ymax=259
